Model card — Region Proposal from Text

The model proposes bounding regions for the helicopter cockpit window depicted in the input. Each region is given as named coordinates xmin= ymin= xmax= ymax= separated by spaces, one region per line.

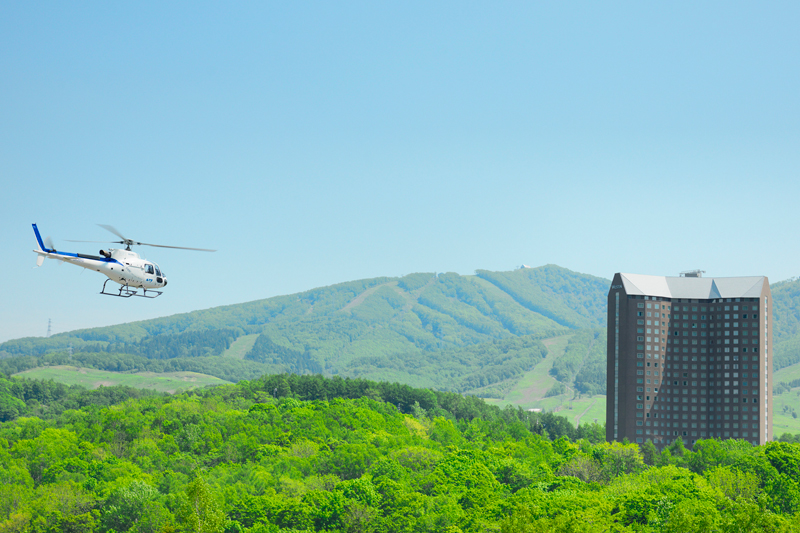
xmin=145 ymin=264 xmax=155 ymax=275
xmin=154 ymin=265 xmax=162 ymax=276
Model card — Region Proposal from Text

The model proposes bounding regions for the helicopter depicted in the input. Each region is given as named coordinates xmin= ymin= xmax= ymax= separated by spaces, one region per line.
xmin=32 ymin=223 xmax=215 ymax=298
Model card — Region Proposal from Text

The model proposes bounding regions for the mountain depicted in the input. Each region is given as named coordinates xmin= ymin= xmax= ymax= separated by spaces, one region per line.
xmin=0 ymin=265 xmax=609 ymax=390
xmin=5 ymin=267 xmax=800 ymax=403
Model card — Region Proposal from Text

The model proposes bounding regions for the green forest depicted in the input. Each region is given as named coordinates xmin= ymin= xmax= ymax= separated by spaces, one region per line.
xmin=3 ymin=266 xmax=800 ymax=531
xmin=4 ymin=265 xmax=800 ymax=434
xmin=2 ymin=372 xmax=800 ymax=532
xmin=4 ymin=267 xmax=800 ymax=405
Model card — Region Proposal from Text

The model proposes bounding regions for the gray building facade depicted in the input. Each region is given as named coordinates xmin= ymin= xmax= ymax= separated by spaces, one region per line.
xmin=606 ymin=273 xmax=772 ymax=449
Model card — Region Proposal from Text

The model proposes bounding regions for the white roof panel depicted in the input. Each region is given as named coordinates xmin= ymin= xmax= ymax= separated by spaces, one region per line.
xmin=665 ymin=277 xmax=715 ymax=299
xmin=618 ymin=273 xmax=765 ymax=299
xmin=620 ymin=273 xmax=672 ymax=298
xmin=712 ymin=277 xmax=765 ymax=298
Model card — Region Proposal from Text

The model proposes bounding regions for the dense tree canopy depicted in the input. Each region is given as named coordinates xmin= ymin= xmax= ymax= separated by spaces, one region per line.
xmin=0 ymin=373 xmax=800 ymax=532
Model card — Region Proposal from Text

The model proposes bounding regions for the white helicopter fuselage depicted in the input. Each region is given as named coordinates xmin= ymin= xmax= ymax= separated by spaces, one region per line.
xmin=34 ymin=246 xmax=167 ymax=290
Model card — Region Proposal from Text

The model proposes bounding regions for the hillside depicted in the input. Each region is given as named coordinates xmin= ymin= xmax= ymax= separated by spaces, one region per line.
xmin=0 ymin=265 xmax=609 ymax=390
xmin=4 ymin=267 xmax=800 ymax=422
xmin=772 ymin=277 xmax=800 ymax=371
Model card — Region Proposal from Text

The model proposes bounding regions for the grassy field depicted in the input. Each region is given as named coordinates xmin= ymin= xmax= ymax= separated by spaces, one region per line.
xmin=14 ymin=365 xmax=230 ymax=393
xmin=767 ymin=361 xmax=800 ymax=436
xmin=771 ymin=384 xmax=800 ymax=436
xmin=485 ymin=334 xmax=606 ymax=426
xmin=775 ymin=362 xmax=800 ymax=384
xmin=501 ymin=334 xmax=571 ymax=404
xmin=223 ymin=333 xmax=259 ymax=359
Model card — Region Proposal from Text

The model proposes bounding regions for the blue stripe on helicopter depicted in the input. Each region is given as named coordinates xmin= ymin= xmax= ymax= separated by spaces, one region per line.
xmin=55 ymin=251 xmax=121 ymax=264
xmin=32 ymin=224 xmax=121 ymax=264
xmin=32 ymin=223 xmax=48 ymax=251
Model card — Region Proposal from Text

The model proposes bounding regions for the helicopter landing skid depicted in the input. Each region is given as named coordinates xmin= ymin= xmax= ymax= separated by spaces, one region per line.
xmin=100 ymin=279 xmax=162 ymax=299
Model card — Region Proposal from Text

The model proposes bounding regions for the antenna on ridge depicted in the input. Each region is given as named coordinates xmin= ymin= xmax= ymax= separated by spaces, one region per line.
xmin=47 ymin=318 xmax=52 ymax=338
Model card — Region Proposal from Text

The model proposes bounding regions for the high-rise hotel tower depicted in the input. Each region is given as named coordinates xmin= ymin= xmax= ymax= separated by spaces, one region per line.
xmin=606 ymin=272 xmax=772 ymax=449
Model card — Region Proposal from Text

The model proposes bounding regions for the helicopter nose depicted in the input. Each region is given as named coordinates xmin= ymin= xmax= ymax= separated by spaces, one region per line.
xmin=163 ymin=278 xmax=167 ymax=287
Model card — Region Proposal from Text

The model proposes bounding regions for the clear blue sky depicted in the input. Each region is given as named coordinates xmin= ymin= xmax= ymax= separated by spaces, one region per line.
xmin=2 ymin=2 xmax=799 ymax=342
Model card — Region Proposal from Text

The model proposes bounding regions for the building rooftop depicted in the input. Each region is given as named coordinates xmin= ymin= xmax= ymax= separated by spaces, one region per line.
xmin=618 ymin=273 xmax=767 ymax=299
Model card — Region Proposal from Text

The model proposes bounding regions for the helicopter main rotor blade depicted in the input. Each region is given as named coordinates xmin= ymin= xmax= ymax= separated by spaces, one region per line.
xmin=97 ymin=224 xmax=131 ymax=243
xmin=96 ymin=224 xmax=215 ymax=251
xmin=137 ymin=242 xmax=217 ymax=252
xmin=65 ymin=239 xmax=123 ymax=244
